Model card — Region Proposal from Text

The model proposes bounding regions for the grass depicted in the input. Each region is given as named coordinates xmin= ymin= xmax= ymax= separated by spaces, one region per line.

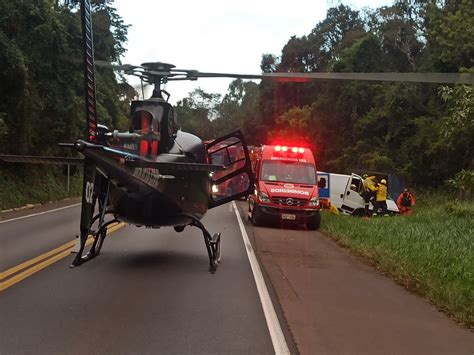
xmin=0 ymin=165 xmax=82 ymax=210
xmin=321 ymin=195 xmax=474 ymax=328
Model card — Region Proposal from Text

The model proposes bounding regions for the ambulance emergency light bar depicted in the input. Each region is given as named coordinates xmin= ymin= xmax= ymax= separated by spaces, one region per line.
xmin=274 ymin=145 xmax=305 ymax=153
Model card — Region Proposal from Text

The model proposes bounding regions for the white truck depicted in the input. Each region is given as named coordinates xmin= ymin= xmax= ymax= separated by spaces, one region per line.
xmin=317 ymin=172 xmax=399 ymax=216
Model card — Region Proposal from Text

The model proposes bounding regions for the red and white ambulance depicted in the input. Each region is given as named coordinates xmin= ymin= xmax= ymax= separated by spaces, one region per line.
xmin=248 ymin=145 xmax=321 ymax=229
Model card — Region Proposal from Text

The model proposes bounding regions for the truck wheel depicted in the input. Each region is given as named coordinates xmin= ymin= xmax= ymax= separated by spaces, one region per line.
xmin=307 ymin=212 xmax=321 ymax=230
xmin=251 ymin=205 xmax=263 ymax=226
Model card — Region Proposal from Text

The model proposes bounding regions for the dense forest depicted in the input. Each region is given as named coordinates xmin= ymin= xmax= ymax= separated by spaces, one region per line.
xmin=0 ymin=0 xmax=132 ymax=156
xmin=177 ymin=1 xmax=473 ymax=190
xmin=0 ymin=0 xmax=473 ymax=195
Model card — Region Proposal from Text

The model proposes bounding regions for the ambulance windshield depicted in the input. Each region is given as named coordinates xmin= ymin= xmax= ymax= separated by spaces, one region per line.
xmin=261 ymin=161 xmax=316 ymax=185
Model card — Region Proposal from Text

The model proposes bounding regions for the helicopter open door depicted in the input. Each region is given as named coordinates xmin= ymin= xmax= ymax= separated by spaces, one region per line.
xmin=206 ymin=131 xmax=254 ymax=208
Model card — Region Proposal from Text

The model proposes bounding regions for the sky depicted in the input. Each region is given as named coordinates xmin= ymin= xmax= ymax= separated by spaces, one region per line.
xmin=114 ymin=0 xmax=394 ymax=104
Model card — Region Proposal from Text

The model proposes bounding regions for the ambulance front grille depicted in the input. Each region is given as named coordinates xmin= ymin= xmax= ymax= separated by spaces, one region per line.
xmin=272 ymin=197 xmax=308 ymax=207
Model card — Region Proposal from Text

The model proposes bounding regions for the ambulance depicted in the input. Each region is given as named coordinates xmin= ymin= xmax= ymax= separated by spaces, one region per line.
xmin=248 ymin=145 xmax=321 ymax=229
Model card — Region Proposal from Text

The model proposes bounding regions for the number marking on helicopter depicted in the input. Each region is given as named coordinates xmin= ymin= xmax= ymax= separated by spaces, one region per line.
xmin=133 ymin=168 xmax=162 ymax=187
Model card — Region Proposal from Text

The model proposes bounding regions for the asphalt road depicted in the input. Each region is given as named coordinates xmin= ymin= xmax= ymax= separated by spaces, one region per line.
xmin=1 ymin=200 xmax=473 ymax=354
xmin=0 ymin=202 xmax=81 ymax=271
xmin=0 ymin=203 xmax=276 ymax=354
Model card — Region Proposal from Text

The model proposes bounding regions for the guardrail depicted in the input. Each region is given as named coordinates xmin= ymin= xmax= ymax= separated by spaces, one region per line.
xmin=0 ymin=154 xmax=84 ymax=192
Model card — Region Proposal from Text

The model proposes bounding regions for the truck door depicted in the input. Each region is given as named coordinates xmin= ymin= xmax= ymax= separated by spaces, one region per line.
xmin=206 ymin=130 xmax=254 ymax=208
xmin=341 ymin=173 xmax=365 ymax=215
xmin=317 ymin=172 xmax=330 ymax=199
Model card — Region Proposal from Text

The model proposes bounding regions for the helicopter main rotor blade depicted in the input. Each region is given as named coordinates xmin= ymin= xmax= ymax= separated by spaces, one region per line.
xmin=182 ymin=72 xmax=263 ymax=80
xmin=89 ymin=58 xmax=474 ymax=85
xmin=189 ymin=71 xmax=474 ymax=85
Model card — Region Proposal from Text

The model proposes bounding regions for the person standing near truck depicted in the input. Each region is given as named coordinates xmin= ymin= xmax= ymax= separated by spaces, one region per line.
xmin=374 ymin=179 xmax=388 ymax=216
xmin=362 ymin=174 xmax=377 ymax=216
xmin=397 ymin=188 xmax=416 ymax=215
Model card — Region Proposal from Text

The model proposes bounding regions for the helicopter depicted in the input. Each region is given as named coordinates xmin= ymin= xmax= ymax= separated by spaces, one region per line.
xmin=54 ymin=0 xmax=266 ymax=274
xmin=2 ymin=0 xmax=472 ymax=274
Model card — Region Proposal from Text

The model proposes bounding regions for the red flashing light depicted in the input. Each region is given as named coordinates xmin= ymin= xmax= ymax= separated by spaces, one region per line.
xmin=273 ymin=145 xmax=306 ymax=155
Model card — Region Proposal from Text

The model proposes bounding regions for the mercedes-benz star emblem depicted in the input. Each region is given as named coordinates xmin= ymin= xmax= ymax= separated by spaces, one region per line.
xmin=286 ymin=198 xmax=294 ymax=206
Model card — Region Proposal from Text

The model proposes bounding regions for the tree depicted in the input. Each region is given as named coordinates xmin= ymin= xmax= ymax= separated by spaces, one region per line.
xmin=0 ymin=0 xmax=129 ymax=155
xmin=174 ymin=88 xmax=219 ymax=140
xmin=214 ymin=79 xmax=260 ymax=138
xmin=439 ymin=85 xmax=474 ymax=171
xmin=268 ymin=106 xmax=312 ymax=147
xmin=366 ymin=2 xmax=424 ymax=71
xmin=424 ymin=0 xmax=474 ymax=71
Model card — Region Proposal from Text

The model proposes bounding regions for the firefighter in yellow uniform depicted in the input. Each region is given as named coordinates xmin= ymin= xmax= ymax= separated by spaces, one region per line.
xmin=362 ymin=174 xmax=377 ymax=216
xmin=374 ymin=179 xmax=388 ymax=216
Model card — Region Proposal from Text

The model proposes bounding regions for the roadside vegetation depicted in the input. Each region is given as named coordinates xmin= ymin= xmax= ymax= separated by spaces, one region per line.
xmin=1 ymin=2 xmax=472 ymax=207
xmin=0 ymin=166 xmax=82 ymax=211
xmin=321 ymin=194 xmax=474 ymax=328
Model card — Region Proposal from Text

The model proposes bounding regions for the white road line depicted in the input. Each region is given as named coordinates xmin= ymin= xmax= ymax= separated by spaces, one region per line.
xmin=0 ymin=203 xmax=81 ymax=225
xmin=232 ymin=201 xmax=290 ymax=355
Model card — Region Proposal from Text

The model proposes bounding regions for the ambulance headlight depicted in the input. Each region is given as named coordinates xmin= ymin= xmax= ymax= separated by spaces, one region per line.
xmin=309 ymin=197 xmax=319 ymax=207
xmin=258 ymin=191 xmax=271 ymax=203
xmin=212 ymin=185 xmax=219 ymax=193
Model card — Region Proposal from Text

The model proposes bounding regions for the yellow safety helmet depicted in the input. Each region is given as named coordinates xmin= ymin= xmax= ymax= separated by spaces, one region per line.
xmin=381 ymin=179 xmax=387 ymax=185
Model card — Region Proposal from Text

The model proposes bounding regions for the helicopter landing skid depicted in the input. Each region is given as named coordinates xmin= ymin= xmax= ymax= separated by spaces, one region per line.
xmin=185 ymin=214 xmax=221 ymax=273
xmin=70 ymin=217 xmax=118 ymax=267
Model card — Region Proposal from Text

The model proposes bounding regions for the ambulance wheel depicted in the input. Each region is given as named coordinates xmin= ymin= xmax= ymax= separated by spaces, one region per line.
xmin=251 ymin=205 xmax=263 ymax=226
xmin=307 ymin=212 xmax=321 ymax=230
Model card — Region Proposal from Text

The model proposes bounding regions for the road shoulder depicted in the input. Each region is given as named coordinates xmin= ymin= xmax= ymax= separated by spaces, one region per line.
xmin=235 ymin=201 xmax=474 ymax=355
xmin=0 ymin=197 xmax=81 ymax=223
